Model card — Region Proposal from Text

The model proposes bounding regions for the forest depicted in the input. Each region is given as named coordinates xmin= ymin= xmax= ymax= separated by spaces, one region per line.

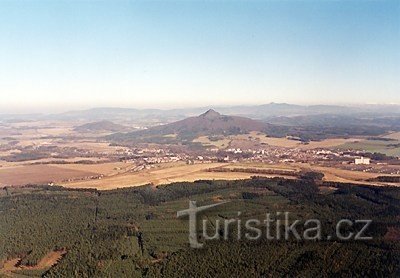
xmin=0 ymin=176 xmax=399 ymax=277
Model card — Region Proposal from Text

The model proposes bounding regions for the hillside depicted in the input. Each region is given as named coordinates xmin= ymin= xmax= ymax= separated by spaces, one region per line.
xmin=109 ymin=109 xmax=270 ymax=142
xmin=151 ymin=109 xmax=267 ymax=135
xmin=107 ymin=108 xmax=400 ymax=144
xmin=74 ymin=120 xmax=129 ymax=133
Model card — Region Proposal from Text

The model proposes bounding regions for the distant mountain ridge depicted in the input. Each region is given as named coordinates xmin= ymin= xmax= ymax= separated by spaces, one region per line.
xmin=47 ymin=103 xmax=400 ymax=122
xmin=2 ymin=103 xmax=400 ymax=124
xmin=74 ymin=120 xmax=129 ymax=133
xmin=47 ymin=103 xmax=355 ymax=121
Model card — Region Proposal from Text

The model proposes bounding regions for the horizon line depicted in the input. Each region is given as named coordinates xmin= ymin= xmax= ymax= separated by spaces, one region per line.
xmin=1 ymin=101 xmax=400 ymax=116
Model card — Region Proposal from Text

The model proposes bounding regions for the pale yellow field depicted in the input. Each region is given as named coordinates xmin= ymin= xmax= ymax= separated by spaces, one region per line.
xmin=255 ymin=136 xmax=300 ymax=148
xmin=299 ymin=138 xmax=361 ymax=149
xmin=58 ymin=162 xmax=131 ymax=176
xmin=231 ymin=162 xmax=400 ymax=186
xmin=4 ymin=126 xmax=73 ymax=143
xmin=220 ymin=162 xmax=382 ymax=183
xmin=0 ymin=162 xmax=132 ymax=186
xmin=0 ymin=149 xmax=21 ymax=156
xmin=59 ymin=160 xmax=400 ymax=190
xmin=384 ymin=132 xmax=400 ymax=140
xmin=25 ymin=157 xmax=109 ymax=164
xmin=161 ymin=172 xmax=295 ymax=184
xmin=193 ymin=136 xmax=231 ymax=148
xmin=194 ymin=132 xmax=359 ymax=150
xmin=0 ymin=158 xmax=111 ymax=170
xmin=229 ymin=162 xmax=300 ymax=172
xmin=61 ymin=162 xmax=291 ymax=190
xmin=297 ymin=163 xmax=379 ymax=183
xmin=247 ymin=132 xmax=359 ymax=149
xmin=36 ymin=127 xmax=74 ymax=136
xmin=57 ymin=141 xmax=129 ymax=153
xmin=163 ymin=133 xmax=178 ymax=138
xmin=14 ymin=138 xmax=53 ymax=147
xmin=0 ymin=164 xmax=98 ymax=186
xmin=1 ymin=122 xmax=123 ymax=152
xmin=61 ymin=163 xmax=228 ymax=189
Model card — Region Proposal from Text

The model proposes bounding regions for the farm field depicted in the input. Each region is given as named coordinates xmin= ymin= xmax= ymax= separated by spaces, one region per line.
xmin=193 ymin=132 xmax=361 ymax=150
xmin=60 ymin=162 xmax=259 ymax=190
xmin=0 ymin=164 xmax=98 ymax=186
xmin=56 ymin=162 xmax=130 ymax=175
xmin=299 ymin=163 xmax=382 ymax=184
xmin=59 ymin=161 xmax=400 ymax=190
xmin=384 ymin=132 xmax=400 ymax=140
xmin=0 ymin=157 xmax=109 ymax=167
xmin=338 ymin=138 xmax=400 ymax=157
xmin=193 ymin=136 xmax=231 ymax=148
xmin=61 ymin=162 xmax=302 ymax=190
xmin=0 ymin=154 xmax=397 ymax=189
xmin=0 ymin=162 xmax=131 ymax=186
xmin=55 ymin=141 xmax=130 ymax=153
xmin=223 ymin=162 xmax=399 ymax=186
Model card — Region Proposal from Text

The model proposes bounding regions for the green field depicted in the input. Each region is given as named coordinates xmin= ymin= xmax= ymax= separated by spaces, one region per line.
xmin=0 ymin=178 xmax=399 ymax=277
xmin=338 ymin=139 xmax=400 ymax=157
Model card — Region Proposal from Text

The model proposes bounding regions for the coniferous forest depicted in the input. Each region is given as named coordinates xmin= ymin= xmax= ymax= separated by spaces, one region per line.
xmin=0 ymin=177 xmax=399 ymax=277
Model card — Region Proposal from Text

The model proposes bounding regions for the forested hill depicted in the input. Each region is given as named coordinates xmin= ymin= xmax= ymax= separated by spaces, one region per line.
xmin=108 ymin=109 xmax=273 ymax=141
xmin=74 ymin=120 xmax=129 ymax=133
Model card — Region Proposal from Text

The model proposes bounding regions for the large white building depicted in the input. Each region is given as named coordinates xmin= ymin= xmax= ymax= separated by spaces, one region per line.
xmin=355 ymin=157 xmax=370 ymax=165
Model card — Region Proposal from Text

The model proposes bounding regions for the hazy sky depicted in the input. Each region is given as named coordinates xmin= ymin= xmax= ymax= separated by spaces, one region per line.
xmin=0 ymin=0 xmax=399 ymax=113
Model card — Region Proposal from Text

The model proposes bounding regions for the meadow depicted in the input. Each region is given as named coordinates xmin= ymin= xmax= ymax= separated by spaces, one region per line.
xmin=338 ymin=138 xmax=400 ymax=157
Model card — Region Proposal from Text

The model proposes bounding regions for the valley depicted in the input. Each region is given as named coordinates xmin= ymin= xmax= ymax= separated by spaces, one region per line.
xmin=1 ymin=107 xmax=400 ymax=190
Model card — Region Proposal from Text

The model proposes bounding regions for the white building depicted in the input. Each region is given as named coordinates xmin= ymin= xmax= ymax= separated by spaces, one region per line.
xmin=355 ymin=157 xmax=370 ymax=165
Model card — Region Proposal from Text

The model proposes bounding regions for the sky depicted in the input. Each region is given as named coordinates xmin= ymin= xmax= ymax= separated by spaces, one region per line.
xmin=0 ymin=0 xmax=399 ymax=113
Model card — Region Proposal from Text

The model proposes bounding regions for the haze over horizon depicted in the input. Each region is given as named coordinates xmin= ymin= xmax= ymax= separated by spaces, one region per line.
xmin=0 ymin=0 xmax=399 ymax=113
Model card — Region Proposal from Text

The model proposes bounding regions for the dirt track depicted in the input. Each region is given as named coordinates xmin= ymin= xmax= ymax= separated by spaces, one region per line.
xmin=0 ymin=250 xmax=66 ymax=276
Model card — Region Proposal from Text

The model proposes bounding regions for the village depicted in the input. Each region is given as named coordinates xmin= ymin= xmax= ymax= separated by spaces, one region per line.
xmin=118 ymin=144 xmax=400 ymax=176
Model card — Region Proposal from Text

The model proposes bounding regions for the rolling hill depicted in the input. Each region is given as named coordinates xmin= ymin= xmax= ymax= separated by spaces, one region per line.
xmin=74 ymin=120 xmax=130 ymax=133
xmin=149 ymin=109 xmax=267 ymax=135
xmin=106 ymin=108 xmax=400 ymax=144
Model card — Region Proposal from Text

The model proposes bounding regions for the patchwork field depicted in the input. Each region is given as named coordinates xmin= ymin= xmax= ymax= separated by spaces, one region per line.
xmin=1 ymin=156 xmax=397 ymax=189
xmin=55 ymin=141 xmax=130 ymax=153
xmin=61 ymin=163 xmax=247 ymax=190
xmin=0 ymin=162 xmax=132 ymax=186
xmin=56 ymin=162 xmax=130 ymax=175
xmin=61 ymin=162 xmax=302 ymax=190
xmin=0 ymin=165 xmax=98 ymax=186
xmin=193 ymin=132 xmax=360 ymax=150
xmin=58 ymin=161 xmax=400 ymax=190
xmin=225 ymin=162 xmax=394 ymax=186
xmin=338 ymin=138 xmax=400 ymax=157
